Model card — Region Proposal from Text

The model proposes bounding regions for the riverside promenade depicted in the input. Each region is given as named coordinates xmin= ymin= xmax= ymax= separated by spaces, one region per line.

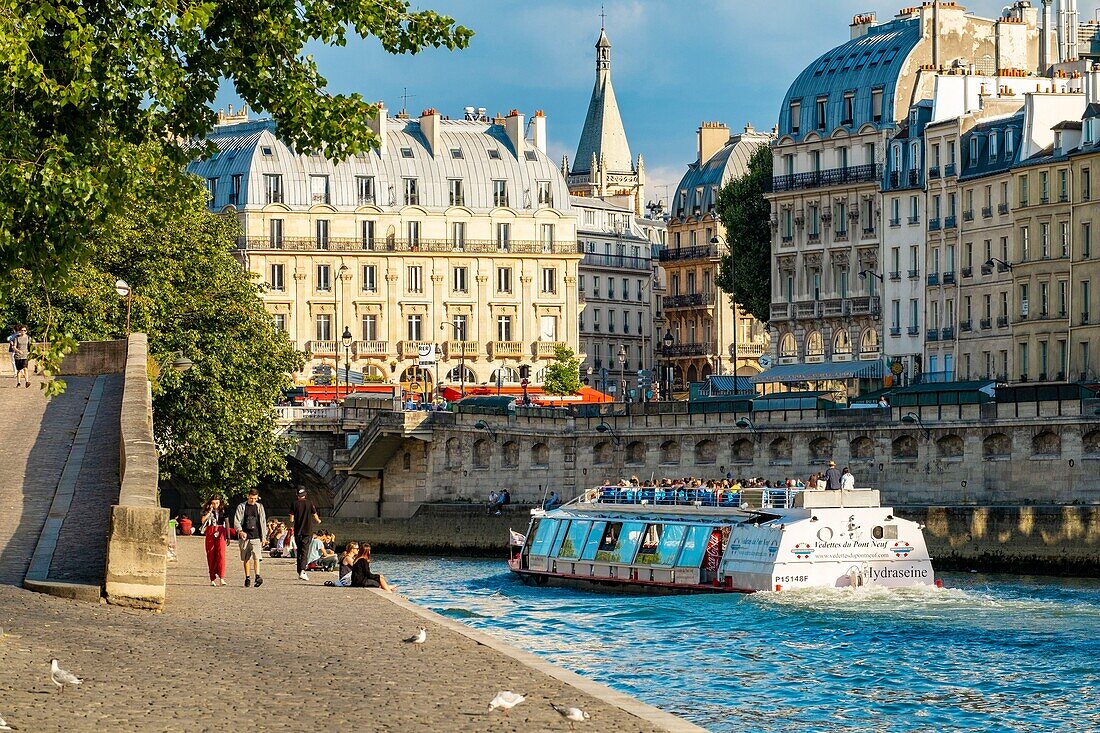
xmin=0 ymin=538 xmax=700 ymax=732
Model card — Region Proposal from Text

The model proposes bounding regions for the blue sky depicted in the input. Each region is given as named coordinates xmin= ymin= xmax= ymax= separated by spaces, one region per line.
xmin=215 ymin=0 xmax=1007 ymax=203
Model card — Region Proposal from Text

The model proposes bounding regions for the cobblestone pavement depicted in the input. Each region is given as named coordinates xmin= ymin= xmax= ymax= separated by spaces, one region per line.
xmin=0 ymin=379 xmax=95 ymax=585
xmin=0 ymin=538 xmax=669 ymax=732
xmin=48 ymin=374 xmax=122 ymax=583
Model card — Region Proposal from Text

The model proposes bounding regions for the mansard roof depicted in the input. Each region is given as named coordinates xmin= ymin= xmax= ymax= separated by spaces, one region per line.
xmin=670 ymin=129 xmax=773 ymax=219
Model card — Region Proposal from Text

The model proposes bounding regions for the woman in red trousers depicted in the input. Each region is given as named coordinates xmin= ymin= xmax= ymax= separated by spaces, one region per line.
xmin=200 ymin=496 xmax=230 ymax=586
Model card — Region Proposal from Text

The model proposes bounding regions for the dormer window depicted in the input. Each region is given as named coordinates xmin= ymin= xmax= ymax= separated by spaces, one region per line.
xmin=842 ymin=92 xmax=855 ymax=126
xmin=883 ymin=48 xmax=899 ymax=64
xmin=261 ymin=146 xmax=273 ymax=156
xmin=1005 ymin=129 xmax=1015 ymax=158
xmin=1085 ymin=122 xmax=1094 ymax=145
xmin=815 ymin=96 xmax=827 ymax=130
xmin=989 ymin=132 xmax=998 ymax=158
xmin=488 ymin=149 xmax=501 ymax=160
xmin=400 ymin=147 xmax=414 ymax=158
xmin=1055 ymin=131 xmax=1063 ymax=151
xmin=524 ymin=150 xmax=538 ymax=161
xmin=790 ymin=101 xmax=801 ymax=135
xmin=450 ymin=148 xmax=463 ymax=159
xmin=969 ymin=136 xmax=978 ymax=165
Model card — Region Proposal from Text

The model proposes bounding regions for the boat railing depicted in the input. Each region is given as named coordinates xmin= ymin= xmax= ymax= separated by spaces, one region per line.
xmin=577 ymin=485 xmax=804 ymax=510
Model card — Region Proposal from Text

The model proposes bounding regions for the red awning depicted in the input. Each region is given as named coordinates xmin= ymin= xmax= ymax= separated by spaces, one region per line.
xmin=440 ymin=385 xmax=612 ymax=404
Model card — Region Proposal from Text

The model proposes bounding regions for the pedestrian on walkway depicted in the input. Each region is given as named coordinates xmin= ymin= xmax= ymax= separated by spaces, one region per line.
xmin=200 ymin=495 xmax=230 ymax=586
xmin=289 ymin=487 xmax=321 ymax=581
xmin=233 ymin=488 xmax=268 ymax=587
xmin=10 ymin=325 xmax=32 ymax=388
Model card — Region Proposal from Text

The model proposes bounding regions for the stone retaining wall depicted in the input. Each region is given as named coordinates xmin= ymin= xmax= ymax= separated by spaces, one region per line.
xmin=104 ymin=334 xmax=169 ymax=609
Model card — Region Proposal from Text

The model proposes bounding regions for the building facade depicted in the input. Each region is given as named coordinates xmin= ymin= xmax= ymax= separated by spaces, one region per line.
xmin=574 ymin=196 xmax=664 ymax=397
xmin=188 ymin=106 xmax=581 ymax=393
xmin=663 ymin=123 xmax=773 ymax=387
xmin=765 ymin=3 xmax=1043 ymax=389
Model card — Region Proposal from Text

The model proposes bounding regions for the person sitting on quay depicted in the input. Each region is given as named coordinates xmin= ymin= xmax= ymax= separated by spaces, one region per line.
xmin=350 ymin=544 xmax=393 ymax=591
xmin=543 ymin=491 xmax=562 ymax=511
xmin=303 ymin=531 xmax=337 ymax=571
xmin=487 ymin=490 xmax=499 ymax=515
xmin=324 ymin=541 xmax=360 ymax=587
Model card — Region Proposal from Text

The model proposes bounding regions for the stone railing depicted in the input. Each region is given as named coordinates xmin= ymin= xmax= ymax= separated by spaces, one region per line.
xmin=354 ymin=340 xmax=389 ymax=358
xmin=308 ymin=340 xmax=338 ymax=356
xmin=105 ymin=334 xmax=169 ymax=610
xmin=399 ymin=340 xmax=434 ymax=358
xmin=444 ymin=340 xmax=480 ymax=358
xmin=490 ymin=340 xmax=524 ymax=358
xmin=534 ymin=341 xmax=566 ymax=358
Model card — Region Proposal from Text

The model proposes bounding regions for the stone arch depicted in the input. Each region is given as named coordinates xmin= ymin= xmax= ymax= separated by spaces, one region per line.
xmin=805 ymin=331 xmax=824 ymax=358
xmin=473 ymin=438 xmax=491 ymax=469
xmin=501 ymin=440 xmax=519 ymax=468
xmin=660 ymin=440 xmax=681 ymax=465
xmin=850 ymin=436 xmax=874 ymax=462
xmin=686 ymin=364 xmax=698 ymax=384
xmin=936 ymin=434 xmax=964 ymax=460
xmin=694 ymin=439 xmax=717 ymax=464
xmin=288 ymin=443 xmax=337 ymax=494
xmin=532 ymin=442 xmax=550 ymax=467
xmin=1032 ymin=430 xmax=1061 ymax=457
xmin=983 ymin=432 xmax=1011 ymax=460
xmin=768 ymin=436 xmax=792 ymax=465
xmin=593 ymin=440 xmax=613 ymax=465
xmin=833 ymin=328 xmax=851 ymax=356
xmin=859 ymin=327 xmax=879 ymax=355
xmin=808 ymin=436 xmax=833 ymax=463
xmin=625 ymin=441 xmax=647 ymax=466
xmin=700 ymin=363 xmax=713 ymax=380
xmin=731 ymin=438 xmax=754 ymax=464
xmin=445 ymin=437 xmax=461 ymax=468
xmin=892 ymin=434 xmax=917 ymax=460
xmin=1083 ymin=429 xmax=1100 ymax=457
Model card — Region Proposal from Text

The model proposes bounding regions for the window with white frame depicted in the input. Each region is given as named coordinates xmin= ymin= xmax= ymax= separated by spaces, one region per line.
xmin=493 ymin=180 xmax=509 ymax=207
xmin=361 ymin=314 xmax=378 ymax=341
xmin=268 ymin=263 xmax=285 ymax=292
xmin=537 ymin=180 xmax=553 ymax=206
xmin=361 ymin=220 xmax=375 ymax=249
xmin=310 ymin=175 xmax=330 ymax=204
xmin=272 ymin=313 xmax=286 ymax=333
xmin=269 ymin=219 xmax=284 ymax=248
xmin=496 ymin=267 xmax=512 ymax=293
xmin=448 ymin=179 xmax=464 ymax=207
xmin=406 ymin=315 xmax=422 ymax=341
xmin=362 ymin=264 xmax=377 ymax=292
xmin=406 ymin=265 xmax=423 ymax=293
xmin=315 ymin=314 xmax=332 ymax=341
xmin=316 ymin=264 xmax=331 ymax=292
xmin=452 ymin=266 xmax=468 ymax=293
xmin=315 ymin=219 xmax=330 ymax=250
xmin=404 ymin=178 xmax=419 ymax=205
xmin=407 ymin=220 xmax=420 ymax=246
xmin=355 ymin=176 xmax=375 ymax=204
xmin=496 ymin=315 xmax=513 ymax=341
xmin=541 ymin=267 xmax=557 ymax=294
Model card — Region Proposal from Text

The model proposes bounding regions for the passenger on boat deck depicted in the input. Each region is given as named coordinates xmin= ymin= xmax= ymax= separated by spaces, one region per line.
xmin=543 ymin=491 xmax=562 ymax=511
xmin=841 ymin=467 xmax=855 ymax=490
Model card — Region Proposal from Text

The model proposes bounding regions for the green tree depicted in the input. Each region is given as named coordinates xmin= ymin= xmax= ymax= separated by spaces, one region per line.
xmin=0 ymin=0 xmax=471 ymax=384
xmin=1 ymin=153 xmax=304 ymax=499
xmin=715 ymin=144 xmax=773 ymax=324
xmin=542 ymin=344 xmax=583 ymax=396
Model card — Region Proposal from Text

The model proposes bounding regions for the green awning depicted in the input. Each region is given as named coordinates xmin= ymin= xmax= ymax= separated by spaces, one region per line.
xmin=750 ymin=359 xmax=884 ymax=384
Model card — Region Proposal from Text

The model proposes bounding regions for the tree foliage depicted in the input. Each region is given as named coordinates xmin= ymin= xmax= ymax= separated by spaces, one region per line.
xmin=0 ymin=0 xmax=472 ymax=383
xmin=715 ymin=144 xmax=773 ymax=324
xmin=542 ymin=344 xmax=583 ymax=396
xmin=0 ymin=151 xmax=304 ymax=499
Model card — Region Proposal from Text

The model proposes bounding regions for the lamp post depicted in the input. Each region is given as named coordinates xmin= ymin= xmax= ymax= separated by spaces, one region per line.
xmin=439 ymin=321 xmax=466 ymax=398
xmin=617 ymin=344 xmax=627 ymax=402
xmin=662 ymin=329 xmax=674 ymax=400
xmin=115 ymin=279 xmax=132 ymax=335
xmin=341 ymin=326 xmax=353 ymax=402
xmin=900 ymin=411 xmax=931 ymax=438
xmin=985 ymin=257 xmax=1013 ymax=272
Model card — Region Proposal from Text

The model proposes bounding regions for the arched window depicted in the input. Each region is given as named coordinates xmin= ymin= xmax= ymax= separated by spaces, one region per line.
xmin=983 ymin=433 xmax=1010 ymax=460
xmin=490 ymin=366 xmax=519 ymax=385
xmin=1031 ymin=431 xmax=1061 ymax=457
xmin=694 ymin=439 xmax=717 ymax=464
xmin=531 ymin=442 xmax=550 ymax=466
xmin=445 ymin=437 xmax=461 ymax=468
xmin=445 ymin=365 xmax=476 ymax=383
xmin=779 ymin=332 xmax=798 ymax=358
xmin=936 ymin=434 xmax=964 ymax=460
xmin=731 ymin=438 xmax=753 ymax=463
xmin=833 ymin=328 xmax=851 ymax=356
xmin=768 ymin=436 xmax=792 ymax=465
xmin=892 ymin=435 xmax=917 ymax=460
xmin=625 ymin=441 xmax=646 ymax=465
xmin=593 ymin=441 xmax=613 ymax=465
xmin=859 ymin=328 xmax=879 ymax=355
xmin=502 ymin=440 xmax=519 ymax=467
xmin=850 ymin=436 xmax=874 ymax=462
xmin=809 ymin=436 xmax=833 ymax=463
xmin=473 ymin=439 xmax=490 ymax=469
xmin=806 ymin=331 xmax=824 ymax=357
xmin=660 ymin=440 xmax=681 ymax=465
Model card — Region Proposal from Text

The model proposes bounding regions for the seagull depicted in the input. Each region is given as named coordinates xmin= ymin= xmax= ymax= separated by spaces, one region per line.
xmin=403 ymin=626 xmax=427 ymax=649
xmin=0 ymin=712 xmax=14 ymax=731
xmin=50 ymin=659 xmax=82 ymax=693
xmin=488 ymin=691 xmax=525 ymax=715
xmin=551 ymin=704 xmax=590 ymax=729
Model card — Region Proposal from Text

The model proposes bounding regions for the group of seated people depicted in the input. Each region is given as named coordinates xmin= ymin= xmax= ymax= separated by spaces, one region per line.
xmin=323 ymin=541 xmax=393 ymax=590
xmin=589 ymin=474 xmax=812 ymax=508
xmin=262 ymin=524 xmax=392 ymax=590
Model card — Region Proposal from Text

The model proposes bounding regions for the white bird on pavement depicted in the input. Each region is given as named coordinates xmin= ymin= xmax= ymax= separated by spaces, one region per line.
xmin=0 ymin=712 xmax=15 ymax=730
xmin=551 ymin=704 xmax=590 ymax=729
xmin=488 ymin=691 xmax=525 ymax=715
xmin=50 ymin=659 xmax=82 ymax=693
xmin=403 ymin=626 xmax=427 ymax=648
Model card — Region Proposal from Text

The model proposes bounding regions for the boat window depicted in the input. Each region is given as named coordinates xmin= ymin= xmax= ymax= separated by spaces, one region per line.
xmin=595 ymin=521 xmax=645 ymax=563
xmin=635 ymin=524 xmax=663 ymax=565
xmin=656 ymin=524 xmax=688 ymax=566
xmin=549 ymin=520 xmax=571 ymax=556
xmin=558 ymin=520 xmax=593 ymax=560
xmin=676 ymin=525 xmax=713 ymax=568
xmin=580 ymin=521 xmax=608 ymax=560
xmin=529 ymin=519 xmax=560 ymax=556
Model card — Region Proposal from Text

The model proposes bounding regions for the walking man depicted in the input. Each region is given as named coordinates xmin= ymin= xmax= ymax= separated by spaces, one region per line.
xmin=289 ymin=487 xmax=321 ymax=581
xmin=11 ymin=325 xmax=32 ymax=388
xmin=823 ymin=461 xmax=842 ymax=491
xmin=234 ymin=488 xmax=268 ymax=587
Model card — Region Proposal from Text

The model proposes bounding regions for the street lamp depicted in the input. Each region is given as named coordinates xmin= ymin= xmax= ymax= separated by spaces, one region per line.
xmin=595 ymin=421 xmax=622 ymax=446
xmin=341 ymin=326 xmax=353 ymax=402
xmin=617 ymin=344 xmax=627 ymax=402
xmin=474 ymin=419 xmax=497 ymax=442
xmin=735 ymin=416 xmax=760 ymax=442
xmin=662 ymin=329 xmax=674 ymax=400
xmin=115 ymin=279 xmax=132 ymax=335
xmin=900 ymin=412 xmax=931 ymax=439
xmin=439 ymin=321 xmax=467 ymax=398
xmin=170 ymin=352 xmax=192 ymax=373
xmin=985 ymin=257 xmax=1013 ymax=272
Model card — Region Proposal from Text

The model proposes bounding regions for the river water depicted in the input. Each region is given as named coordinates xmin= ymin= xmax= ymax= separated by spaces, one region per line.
xmin=382 ymin=556 xmax=1099 ymax=732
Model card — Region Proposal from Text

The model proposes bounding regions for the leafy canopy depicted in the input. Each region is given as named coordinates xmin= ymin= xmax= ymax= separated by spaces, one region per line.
xmin=542 ymin=344 xmax=583 ymax=396
xmin=715 ymin=144 xmax=773 ymax=324
xmin=1 ymin=151 xmax=304 ymax=498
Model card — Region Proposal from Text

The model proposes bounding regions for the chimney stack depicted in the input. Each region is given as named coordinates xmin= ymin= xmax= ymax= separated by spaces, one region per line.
xmin=697 ymin=122 xmax=730 ymax=165
xmin=419 ymin=107 xmax=440 ymax=157
xmin=850 ymin=12 xmax=876 ymax=39
xmin=505 ymin=109 xmax=525 ymax=159
xmin=531 ymin=110 xmax=547 ymax=154
xmin=368 ymin=101 xmax=388 ymax=155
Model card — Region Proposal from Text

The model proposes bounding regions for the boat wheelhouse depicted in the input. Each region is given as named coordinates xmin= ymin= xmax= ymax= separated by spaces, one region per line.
xmin=509 ymin=485 xmax=934 ymax=593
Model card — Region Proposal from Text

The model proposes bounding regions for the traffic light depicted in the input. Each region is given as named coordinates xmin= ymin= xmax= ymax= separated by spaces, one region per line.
xmin=519 ymin=364 xmax=531 ymax=379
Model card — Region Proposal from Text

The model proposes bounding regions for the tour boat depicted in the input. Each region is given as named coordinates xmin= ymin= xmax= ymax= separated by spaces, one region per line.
xmin=508 ymin=485 xmax=935 ymax=592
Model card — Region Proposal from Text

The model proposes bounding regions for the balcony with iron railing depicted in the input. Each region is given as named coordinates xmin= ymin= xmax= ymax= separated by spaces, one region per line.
xmin=489 ymin=341 xmax=524 ymax=358
xmin=889 ymin=270 xmax=901 ymax=281
xmin=444 ymin=340 xmax=479 ymax=359
xmin=980 ymin=317 xmax=992 ymax=330
xmin=927 ymin=272 xmax=940 ymax=286
xmin=963 ymin=210 xmax=974 ymax=222
xmin=982 ymin=206 xmax=993 ymax=219
xmin=664 ymin=343 xmax=707 ymax=357
xmin=885 ymin=169 xmax=922 ymax=190
xmin=927 ymin=329 xmax=940 ymax=342
xmin=907 ymin=326 xmax=920 ymax=335
xmin=807 ymin=232 xmax=821 ymax=244
xmin=768 ymin=163 xmax=882 ymax=192
xmin=908 ymin=268 xmax=920 ymax=279
xmin=941 ymin=326 xmax=955 ymax=340
xmin=944 ymin=163 xmax=956 ymax=177
xmin=354 ymin=340 xmax=389 ymax=358
xmin=997 ymin=315 xmax=1009 ymax=328
xmin=890 ymin=326 xmax=901 ymax=336
xmin=307 ymin=340 xmax=337 ymax=356
xmin=236 ymin=236 xmax=577 ymax=255
xmin=658 ymin=244 xmax=718 ymax=262
xmin=908 ymin=215 xmax=920 ymax=225
xmin=998 ymin=203 xmax=1009 ymax=215
xmin=663 ymin=292 xmax=716 ymax=309
xmin=961 ymin=266 xmax=973 ymax=278
xmin=944 ymin=215 xmax=957 ymax=229
xmin=534 ymin=341 xmax=566 ymax=359
xmin=583 ymin=252 xmax=651 ymax=271
xmin=889 ymin=217 xmax=901 ymax=227
xmin=929 ymin=218 xmax=941 ymax=231
xmin=399 ymin=340 xmax=434 ymax=358
xmin=929 ymin=166 xmax=941 ymax=179
xmin=943 ymin=271 xmax=956 ymax=285
xmin=960 ymin=320 xmax=972 ymax=332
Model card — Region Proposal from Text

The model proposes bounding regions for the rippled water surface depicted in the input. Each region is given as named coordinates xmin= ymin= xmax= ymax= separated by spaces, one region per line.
xmin=382 ymin=556 xmax=1099 ymax=732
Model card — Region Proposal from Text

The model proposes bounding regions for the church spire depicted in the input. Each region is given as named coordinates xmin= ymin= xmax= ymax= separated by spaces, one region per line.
xmin=570 ymin=27 xmax=633 ymax=177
